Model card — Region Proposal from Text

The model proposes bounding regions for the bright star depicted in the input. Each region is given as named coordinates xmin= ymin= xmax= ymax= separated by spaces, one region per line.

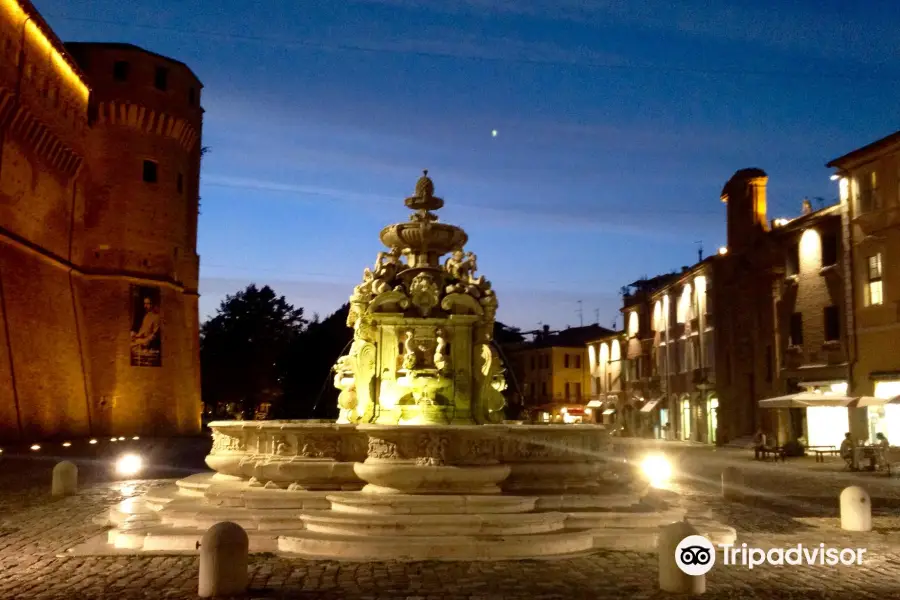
xmin=491 ymin=129 xmax=498 ymax=137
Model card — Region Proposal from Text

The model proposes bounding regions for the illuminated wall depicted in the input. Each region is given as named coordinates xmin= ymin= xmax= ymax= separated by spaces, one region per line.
xmin=805 ymin=406 xmax=849 ymax=448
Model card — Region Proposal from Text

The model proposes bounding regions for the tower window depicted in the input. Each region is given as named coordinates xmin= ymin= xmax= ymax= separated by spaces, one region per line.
xmin=824 ymin=306 xmax=840 ymax=342
xmin=113 ymin=61 xmax=129 ymax=81
xmin=786 ymin=243 xmax=800 ymax=276
xmin=154 ymin=66 xmax=169 ymax=91
xmin=821 ymin=232 xmax=838 ymax=267
xmin=177 ymin=173 xmax=184 ymax=194
xmin=789 ymin=312 xmax=803 ymax=347
xmin=142 ymin=160 xmax=158 ymax=183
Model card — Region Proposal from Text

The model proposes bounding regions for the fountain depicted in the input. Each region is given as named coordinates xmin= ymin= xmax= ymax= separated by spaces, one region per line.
xmin=91 ymin=172 xmax=734 ymax=560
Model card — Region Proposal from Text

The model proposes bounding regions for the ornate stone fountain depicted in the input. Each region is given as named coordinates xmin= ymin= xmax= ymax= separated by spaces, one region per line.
xmin=88 ymin=172 xmax=734 ymax=561
xmin=334 ymin=170 xmax=504 ymax=426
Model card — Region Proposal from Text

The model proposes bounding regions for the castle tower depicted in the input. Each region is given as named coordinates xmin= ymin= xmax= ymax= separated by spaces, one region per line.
xmin=65 ymin=43 xmax=203 ymax=436
xmin=720 ymin=168 xmax=769 ymax=251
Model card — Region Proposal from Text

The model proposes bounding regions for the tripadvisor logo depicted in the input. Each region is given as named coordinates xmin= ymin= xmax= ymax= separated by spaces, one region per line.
xmin=675 ymin=535 xmax=867 ymax=574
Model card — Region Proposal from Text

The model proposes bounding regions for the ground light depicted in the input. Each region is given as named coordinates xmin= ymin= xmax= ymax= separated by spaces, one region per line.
xmin=30 ymin=444 xmax=40 ymax=451
xmin=62 ymin=442 xmax=72 ymax=447
xmin=115 ymin=454 xmax=144 ymax=477
xmin=640 ymin=454 xmax=673 ymax=487
xmin=88 ymin=439 xmax=98 ymax=444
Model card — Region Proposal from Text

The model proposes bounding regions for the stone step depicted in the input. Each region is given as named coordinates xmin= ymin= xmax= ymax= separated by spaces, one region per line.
xmin=278 ymin=529 xmax=595 ymax=561
xmin=299 ymin=509 xmax=566 ymax=536
xmin=534 ymin=493 xmax=640 ymax=511
xmin=326 ymin=492 xmax=536 ymax=515
xmin=203 ymin=486 xmax=332 ymax=510
xmin=565 ymin=508 xmax=686 ymax=529
xmin=108 ymin=526 xmax=300 ymax=553
xmin=158 ymin=505 xmax=304 ymax=530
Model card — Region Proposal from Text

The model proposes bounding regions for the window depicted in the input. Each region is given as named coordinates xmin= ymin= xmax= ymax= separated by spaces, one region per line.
xmin=786 ymin=243 xmax=800 ymax=276
xmin=177 ymin=173 xmax=184 ymax=194
xmin=864 ymin=253 xmax=884 ymax=306
xmin=529 ymin=356 xmax=535 ymax=370
xmin=574 ymin=355 xmax=581 ymax=369
xmin=574 ymin=383 xmax=582 ymax=400
xmin=821 ymin=232 xmax=838 ymax=267
xmin=565 ymin=382 xmax=570 ymax=399
xmin=113 ymin=61 xmax=129 ymax=81
xmin=824 ymin=306 xmax=840 ymax=342
xmin=789 ymin=312 xmax=803 ymax=346
xmin=154 ymin=66 xmax=169 ymax=91
xmin=858 ymin=171 xmax=881 ymax=213
xmin=188 ymin=87 xmax=196 ymax=106
xmin=142 ymin=160 xmax=158 ymax=183
xmin=541 ymin=382 xmax=547 ymax=397
xmin=564 ymin=354 xmax=570 ymax=369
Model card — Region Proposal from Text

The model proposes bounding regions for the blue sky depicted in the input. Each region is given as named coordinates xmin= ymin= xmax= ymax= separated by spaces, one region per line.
xmin=39 ymin=0 xmax=900 ymax=330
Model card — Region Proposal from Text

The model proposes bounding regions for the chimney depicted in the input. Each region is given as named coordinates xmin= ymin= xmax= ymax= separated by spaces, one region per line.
xmin=801 ymin=198 xmax=813 ymax=215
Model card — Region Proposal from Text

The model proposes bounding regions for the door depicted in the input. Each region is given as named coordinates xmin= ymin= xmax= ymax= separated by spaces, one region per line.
xmin=682 ymin=398 xmax=692 ymax=441
xmin=707 ymin=397 xmax=719 ymax=444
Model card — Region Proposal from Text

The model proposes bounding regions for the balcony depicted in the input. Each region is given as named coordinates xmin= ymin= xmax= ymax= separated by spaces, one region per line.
xmin=822 ymin=341 xmax=845 ymax=365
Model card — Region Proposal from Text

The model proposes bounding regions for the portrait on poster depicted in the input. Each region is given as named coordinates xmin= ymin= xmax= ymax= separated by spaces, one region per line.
xmin=130 ymin=285 xmax=162 ymax=367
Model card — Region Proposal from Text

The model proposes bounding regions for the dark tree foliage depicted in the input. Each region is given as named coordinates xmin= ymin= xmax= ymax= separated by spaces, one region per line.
xmin=493 ymin=321 xmax=524 ymax=345
xmin=277 ymin=303 xmax=354 ymax=420
xmin=200 ymin=284 xmax=306 ymax=419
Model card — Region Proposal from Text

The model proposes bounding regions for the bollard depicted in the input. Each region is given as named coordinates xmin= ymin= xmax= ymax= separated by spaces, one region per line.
xmin=659 ymin=519 xmax=708 ymax=595
xmin=840 ymin=486 xmax=872 ymax=532
xmin=198 ymin=521 xmax=249 ymax=598
xmin=51 ymin=461 xmax=78 ymax=497
xmin=721 ymin=466 xmax=743 ymax=501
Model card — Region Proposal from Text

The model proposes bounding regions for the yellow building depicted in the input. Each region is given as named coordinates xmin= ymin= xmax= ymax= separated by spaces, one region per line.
xmin=509 ymin=325 xmax=608 ymax=423
xmin=828 ymin=131 xmax=900 ymax=443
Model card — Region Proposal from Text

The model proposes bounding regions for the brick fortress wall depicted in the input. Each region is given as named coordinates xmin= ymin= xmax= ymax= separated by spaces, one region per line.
xmin=0 ymin=0 xmax=202 ymax=440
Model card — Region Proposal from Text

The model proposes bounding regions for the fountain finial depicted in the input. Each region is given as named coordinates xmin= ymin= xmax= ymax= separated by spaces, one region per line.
xmin=407 ymin=170 xmax=443 ymax=213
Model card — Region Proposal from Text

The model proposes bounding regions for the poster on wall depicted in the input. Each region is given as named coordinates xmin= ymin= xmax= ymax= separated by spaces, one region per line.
xmin=130 ymin=285 xmax=162 ymax=367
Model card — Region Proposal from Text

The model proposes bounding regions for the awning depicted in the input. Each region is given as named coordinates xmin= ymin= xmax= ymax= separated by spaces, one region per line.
xmin=586 ymin=399 xmax=603 ymax=408
xmin=640 ymin=399 xmax=662 ymax=413
xmin=848 ymin=396 xmax=900 ymax=408
xmin=758 ymin=392 xmax=858 ymax=408
xmin=602 ymin=408 xmax=616 ymax=415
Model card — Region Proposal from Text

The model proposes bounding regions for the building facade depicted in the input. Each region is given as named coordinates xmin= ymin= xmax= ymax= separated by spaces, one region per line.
xmin=0 ymin=0 xmax=203 ymax=440
xmin=508 ymin=325 xmax=609 ymax=423
xmin=605 ymin=169 xmax=851 ymax=445
xmin=828 ymin=130 xmax=900 ymax=443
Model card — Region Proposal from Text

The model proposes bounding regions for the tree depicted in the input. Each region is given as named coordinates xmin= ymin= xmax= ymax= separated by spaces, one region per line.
xmin=493 ymin=321 xmax=525 ymax=345
xmin=200 ymin=284 xmax=306 ymax=419
xmin=277 ymin=303 xmax=354 ymax=420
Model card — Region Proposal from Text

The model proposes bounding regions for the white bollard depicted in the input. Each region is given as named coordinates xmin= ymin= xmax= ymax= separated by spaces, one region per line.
xmin=721 ymin=466 xmax=742 ymax=501
xmin=659 ymin=519 xmax=708 ymax=595
xmin=51 ymin=461 xmax=78 ymax=497
xmin=198 ymin=521 xmax=249 ymax=598
xmin=840 ymin=486 xmax=872 ymax=532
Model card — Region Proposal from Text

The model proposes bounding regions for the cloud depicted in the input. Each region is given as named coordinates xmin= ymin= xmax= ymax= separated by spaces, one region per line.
xmin=354 ymin=0 xmax=900 ymax=66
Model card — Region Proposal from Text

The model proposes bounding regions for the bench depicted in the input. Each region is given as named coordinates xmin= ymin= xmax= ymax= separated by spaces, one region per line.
xmin=757 ymin=446 xmax=786 ymax=462
xmin=813 ymin=448 xmax=841 ymax=463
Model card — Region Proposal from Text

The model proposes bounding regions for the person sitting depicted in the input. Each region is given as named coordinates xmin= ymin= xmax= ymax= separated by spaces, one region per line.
xmin=753 ymin=428 xmax=767 ymax=460
xmin=839 ymin=432 xmax=856 ymax=469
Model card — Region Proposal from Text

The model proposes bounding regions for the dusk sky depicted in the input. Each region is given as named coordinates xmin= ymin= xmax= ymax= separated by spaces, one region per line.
xmin=40 ymin=0 xmax=900 ymax=331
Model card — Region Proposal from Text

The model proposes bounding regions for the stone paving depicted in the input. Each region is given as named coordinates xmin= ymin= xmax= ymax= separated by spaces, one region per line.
xmin=1 ymin=444 xmax=900 ymax=598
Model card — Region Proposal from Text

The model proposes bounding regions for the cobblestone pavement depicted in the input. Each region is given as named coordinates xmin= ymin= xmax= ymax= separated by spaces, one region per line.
xmin=1 ymin=444 xmax=900 ymax=599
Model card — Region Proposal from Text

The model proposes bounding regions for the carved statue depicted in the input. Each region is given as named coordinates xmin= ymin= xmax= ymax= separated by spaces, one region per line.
xmin=434 ymin=330 xmax=450 ymax=373
xmin=444 ymin=250 xmax=465 ymax=280
xmin=409 ymin=273 xmax=440 ymax=317
xmin=401 ymin=330 xmax=418 ymax=370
